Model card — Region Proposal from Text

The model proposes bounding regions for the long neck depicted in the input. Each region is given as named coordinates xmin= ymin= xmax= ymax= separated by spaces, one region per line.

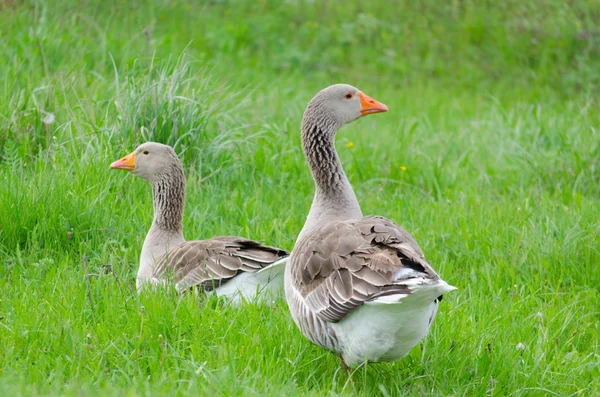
xmin=300 ymin=115 xmax=362 ymax=237
xmin=150 ymin=165 xmax=186 ymax=236
xmin=137 ymin=164 xmax=186 ymax=288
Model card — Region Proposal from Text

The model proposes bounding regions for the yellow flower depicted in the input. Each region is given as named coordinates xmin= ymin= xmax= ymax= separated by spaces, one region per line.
xmin=345 ymin=141 xmax=354 ymax=148
xmin=400 ymin=165 xmax=407 ymax=171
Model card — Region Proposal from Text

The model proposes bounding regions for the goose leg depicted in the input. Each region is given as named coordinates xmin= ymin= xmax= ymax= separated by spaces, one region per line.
xmin=339 ymin=356 xmax=350 ymax=375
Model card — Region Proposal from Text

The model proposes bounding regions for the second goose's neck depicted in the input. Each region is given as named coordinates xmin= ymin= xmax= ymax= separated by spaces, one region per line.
xmin=300 ymin=117 xmax=362 ymax=235
xmin=137 ymin=165 xmax=186 ymax=288
xmin=150 ymin=165 xmax=186 ymax=236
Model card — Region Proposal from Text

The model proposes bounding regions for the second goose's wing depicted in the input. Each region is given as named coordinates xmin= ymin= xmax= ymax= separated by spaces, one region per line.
xmin=154 ymin=236 xmax=288 ymax=292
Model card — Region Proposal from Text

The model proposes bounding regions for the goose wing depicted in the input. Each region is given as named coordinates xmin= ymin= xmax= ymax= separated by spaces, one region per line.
xmin=154 ymin=236 xmax=288 ymax=292
xmin=291 ymin=216 xmax=439 ymax=323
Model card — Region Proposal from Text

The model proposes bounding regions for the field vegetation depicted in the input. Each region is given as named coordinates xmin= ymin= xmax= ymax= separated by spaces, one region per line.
xmin=0 ymin=0 xmax=599 ymax=395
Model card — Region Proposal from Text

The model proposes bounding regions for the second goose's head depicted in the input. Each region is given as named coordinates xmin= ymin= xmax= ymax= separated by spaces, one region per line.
xmin=110 ymin=142 xmax=182 ymax=182
xmin=303 ymin=84 xmax=388 ymax=130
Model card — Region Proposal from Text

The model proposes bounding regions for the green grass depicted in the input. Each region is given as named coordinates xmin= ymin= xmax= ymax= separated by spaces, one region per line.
xmin=1 ymin=0 xmax=599 ymax=395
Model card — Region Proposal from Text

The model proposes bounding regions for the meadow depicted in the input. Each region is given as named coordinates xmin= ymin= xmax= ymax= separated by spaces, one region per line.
xmin=0 ymin=0 xmax=599 ymax=395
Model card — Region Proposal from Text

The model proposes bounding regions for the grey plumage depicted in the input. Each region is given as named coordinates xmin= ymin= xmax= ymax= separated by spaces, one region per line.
xmin=292 ymin=216 xmax=438 ymax=324
xmin=154 ymin=236 xmax=288 ymax=293
xmin=285 ymin=84 xmax=454 ymax=365
xmin=150 ymin=161 xmax=186 ymax=233
xmin=111 ymin=141 xmax=289 ymax=294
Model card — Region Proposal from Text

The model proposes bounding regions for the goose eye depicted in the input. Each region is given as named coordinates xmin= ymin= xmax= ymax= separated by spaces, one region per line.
xmin=143 ymin=151 xmax=149 ymax=155
xmin=345 ymin=93 xmax=353 ymax=99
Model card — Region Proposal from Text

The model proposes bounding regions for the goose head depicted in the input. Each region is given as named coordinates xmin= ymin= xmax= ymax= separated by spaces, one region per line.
xmin=303 ymin=84 xmax=388 ymax=130
xmin=110 ymin=142 xmax=181 ymax=182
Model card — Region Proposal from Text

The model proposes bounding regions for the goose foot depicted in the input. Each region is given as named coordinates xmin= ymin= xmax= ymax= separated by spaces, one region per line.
xmin=339 ymin=357 xmax=350 ymax=375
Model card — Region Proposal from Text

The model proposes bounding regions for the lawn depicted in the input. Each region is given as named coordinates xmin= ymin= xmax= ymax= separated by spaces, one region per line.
xmin=1 ymin=0 xmax=599 ymax=396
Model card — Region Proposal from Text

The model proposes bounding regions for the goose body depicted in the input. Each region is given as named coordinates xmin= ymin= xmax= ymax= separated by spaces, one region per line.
xmin=285 ymin=84 xmax=455 ymax=367
xmin=111 ymin=142 xmax=288 ymax=303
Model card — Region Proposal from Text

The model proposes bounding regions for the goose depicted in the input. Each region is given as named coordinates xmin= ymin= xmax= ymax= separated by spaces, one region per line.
xmin=285 ymin=84 xmax=456 ymax=367
xmin=110 ymin=142 xmax=288 ymax=303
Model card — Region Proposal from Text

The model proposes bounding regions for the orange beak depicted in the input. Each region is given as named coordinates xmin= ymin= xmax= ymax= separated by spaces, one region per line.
xmin=358 ymin=91 xmax=388 ymax=116
xmin=110 ymin=152 xmax=136 ymax=171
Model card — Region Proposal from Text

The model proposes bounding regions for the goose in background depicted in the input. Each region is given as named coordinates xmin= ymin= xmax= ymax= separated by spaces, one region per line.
xmin=110 ymin=142 xmax=288 ymax=304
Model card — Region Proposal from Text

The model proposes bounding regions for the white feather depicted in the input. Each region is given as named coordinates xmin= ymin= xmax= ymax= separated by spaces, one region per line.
xmin=214 ymin=256 xmax=288 ymax=305
xmin=332 ymin=279 xmax=456 ymax=365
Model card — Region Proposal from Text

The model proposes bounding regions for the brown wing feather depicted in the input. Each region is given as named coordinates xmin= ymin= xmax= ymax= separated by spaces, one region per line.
xmin=153 ymin=237 xmax=288 ymax=292
xmin=291 ymin=216 xmax=439 ymax=323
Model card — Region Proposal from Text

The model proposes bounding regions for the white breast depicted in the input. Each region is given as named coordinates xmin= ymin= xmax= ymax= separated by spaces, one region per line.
xmin=137 ymin=227 xmax=185 ymax=290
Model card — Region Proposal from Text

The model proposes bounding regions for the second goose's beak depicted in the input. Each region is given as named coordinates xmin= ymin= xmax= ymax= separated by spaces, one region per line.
xmin=110 ymin=152 xmax=136 ymax=171
xmin=358 ymin=91 xmax=388 ymax=116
